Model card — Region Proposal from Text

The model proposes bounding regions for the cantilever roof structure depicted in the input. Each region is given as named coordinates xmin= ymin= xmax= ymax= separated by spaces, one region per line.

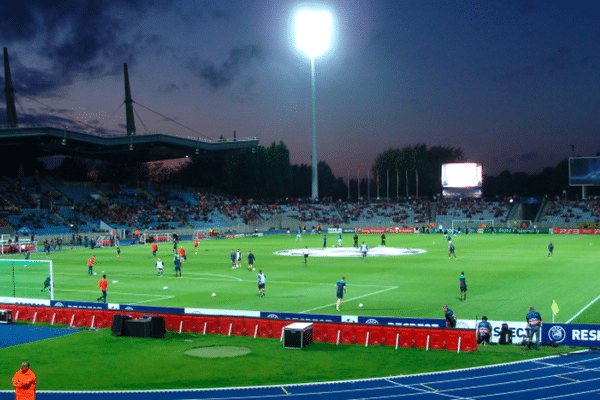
xmin=1 ymin=48 xmax=259 ymax=165
xmin=0 ymin=126 xmax=259 ymax=163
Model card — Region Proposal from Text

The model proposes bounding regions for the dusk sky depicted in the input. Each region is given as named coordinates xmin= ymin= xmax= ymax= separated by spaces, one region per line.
xmin=2 ymin=0 xmax=599 ymax=178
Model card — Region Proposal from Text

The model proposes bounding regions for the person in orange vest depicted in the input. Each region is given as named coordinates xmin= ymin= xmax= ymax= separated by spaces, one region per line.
xmin=97 ymin=274 xmax=108 ymax=303
xmin=193 ymin=238 xmax=199 ymax=254
xmin=178 ymin=246 xmax=186 ymax=262
xmin=151 ymin=243 xmax=158 ymax=257
xmin=87 ymin=255 xmax=95 ymax=275
xmin=12 ymin=361 xmax=36 ymax=400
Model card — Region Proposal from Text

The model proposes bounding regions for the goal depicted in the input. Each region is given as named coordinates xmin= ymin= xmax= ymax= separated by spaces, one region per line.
xmin=95 ymin=235 xmax=113 ymax=247
xmin=0 ymin=239 xmax=38 ymax=255
xmin=141 ymin=232 xmax=173 ymax=244
xmin=452 ymin=219 xmax=494 ymax=234
xmin=508 ymin=220 xmax=533 ymax=229
xmin=193 ymin=229 xmax=210 ymax=240
xmin=0 ymin=259 xmax=54 ymax=300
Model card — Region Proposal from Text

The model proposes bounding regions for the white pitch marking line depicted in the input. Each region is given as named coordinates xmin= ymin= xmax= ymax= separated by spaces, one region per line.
xmin=53 ymin=288 xmax=171 ymax=297
xmin=300 ymin=286 xmax=399 ymax=313
xmin=128 ymin=296 xmax=174 ymax=305
xmin=567 ymin=293 xmax=600 ymax=323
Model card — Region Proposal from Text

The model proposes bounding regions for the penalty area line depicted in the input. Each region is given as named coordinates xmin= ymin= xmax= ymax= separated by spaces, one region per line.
xmin=299 ymin=286 xmax=398 ymax=313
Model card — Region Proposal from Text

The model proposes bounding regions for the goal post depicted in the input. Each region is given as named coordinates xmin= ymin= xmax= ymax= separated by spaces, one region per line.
xmin=193 ymin=229 xmax=210 ymax=240
xmin=509 ymin=220 xmax=533 ymax=229
xmin=141 ymin=232 xmax=173 ymax=244
xmin=0 ymin=259 xmax=54 ymax=301
xmin=451 ymin=219 xmax=494 ymax=233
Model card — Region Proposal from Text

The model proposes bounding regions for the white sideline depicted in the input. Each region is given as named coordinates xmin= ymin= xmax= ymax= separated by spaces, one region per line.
xmin=566 ymin=293 xmax=600 ymax=324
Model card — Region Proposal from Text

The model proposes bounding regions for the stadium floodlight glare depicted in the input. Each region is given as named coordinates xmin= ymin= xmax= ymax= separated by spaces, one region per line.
xmin=295 ymin=10 xmax=332 ymax=59
xmin=295 ymin=9 xmax=333 ymax=200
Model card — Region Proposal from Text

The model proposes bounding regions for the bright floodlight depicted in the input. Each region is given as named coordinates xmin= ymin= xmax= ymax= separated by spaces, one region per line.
xmin=295 ymin=10 xmax=332 ymax=59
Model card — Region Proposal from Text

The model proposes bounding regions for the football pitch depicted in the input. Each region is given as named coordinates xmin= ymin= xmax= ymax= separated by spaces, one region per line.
xmin=2 ymin=232 xmax=599 ymax=324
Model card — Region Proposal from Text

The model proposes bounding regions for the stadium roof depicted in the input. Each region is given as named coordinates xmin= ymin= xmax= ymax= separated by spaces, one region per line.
xmin=2 ymin=49 xmax=259 ymax=164
xmin=0 ymin=126 xmax=259 ymax=163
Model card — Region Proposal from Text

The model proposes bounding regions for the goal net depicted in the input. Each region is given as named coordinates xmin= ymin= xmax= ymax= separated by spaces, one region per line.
xmin=508 ymin=220 xmax=533 ymax=229
xmin=193 ymin=229 xmax=210 ymax=240
xmin=1 ymin=242 xmax=38 ymax=255
xmin=452 ymin=219 xmax=494 ymax=233
xmin=95 ymin=236 xmax=113 ymax=247
xmin=141 ymin=232 xmax=173 ymax=244
xmin=0 ymin=259 xmax=54 ymax=300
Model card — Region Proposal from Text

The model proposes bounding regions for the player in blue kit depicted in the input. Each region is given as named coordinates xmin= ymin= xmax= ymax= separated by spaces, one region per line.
xmin=459 ymin=272 xmax=467 ymax=301
xmin=548 ymin=242 xmax=554 ymax=258
xmin=247 ymin=250 xmax=256 ymax=271
xmin=448 ymin=243 xmax=457 ymax=259
xmin=335 ymin=276 xmax=346 ymax=311
xmin=230 ymin=249 xmax=237 ymax=269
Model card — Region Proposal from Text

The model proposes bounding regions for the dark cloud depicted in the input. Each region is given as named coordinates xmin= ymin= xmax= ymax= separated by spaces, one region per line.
xmin=493 ymin=0 xmax=542 ymax=14
xmin=493 ymin=65 xmax=537 ymax=82
xmin=520 ymin=151 xmax=539 ymax=160
xmin=1 ymin=0 xmax=172 ymax=97
xmin=185 ymin=45 xmax=261 ymax=90
xmin=492 ymin=45 xmax=591 ymax=82
xmin=209 ymin=8 xmax=231 ymax=20
xmin=157 ymin=83 xmax=182 ymax=94
xmin=9 ymin=64 xmax=67 ymax=98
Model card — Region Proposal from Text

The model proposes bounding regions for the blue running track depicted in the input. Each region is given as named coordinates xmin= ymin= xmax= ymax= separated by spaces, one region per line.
xmin=1 ymin=325 xmax=599 ymax=399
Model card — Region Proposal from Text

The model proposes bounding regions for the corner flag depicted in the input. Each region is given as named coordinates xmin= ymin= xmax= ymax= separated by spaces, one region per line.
xmin=551 ymin=300 xmax=559 ymax=315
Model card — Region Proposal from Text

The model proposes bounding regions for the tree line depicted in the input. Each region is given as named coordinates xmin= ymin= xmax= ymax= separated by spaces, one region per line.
xmin=43 ymin=142 xmax=595 ymax=200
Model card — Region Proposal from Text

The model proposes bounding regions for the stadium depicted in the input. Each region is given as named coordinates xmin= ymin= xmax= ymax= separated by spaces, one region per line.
xmin=2 ymin=16 xmax=600 ymax=400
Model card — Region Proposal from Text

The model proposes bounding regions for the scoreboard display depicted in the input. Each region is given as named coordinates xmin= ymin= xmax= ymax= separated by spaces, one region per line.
xmin=441 ymin=163 xmax=482 ymax=188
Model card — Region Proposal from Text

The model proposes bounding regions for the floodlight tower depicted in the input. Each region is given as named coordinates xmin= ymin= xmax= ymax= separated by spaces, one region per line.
xmin=295 ymin=9 xmax=332 ymax=201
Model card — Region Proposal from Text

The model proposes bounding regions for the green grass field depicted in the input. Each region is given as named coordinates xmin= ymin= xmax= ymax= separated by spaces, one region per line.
xmin=1 ymin=232 xmax=598 ymax=391
xmin=2 ymin=232 xmax=600 ymax=323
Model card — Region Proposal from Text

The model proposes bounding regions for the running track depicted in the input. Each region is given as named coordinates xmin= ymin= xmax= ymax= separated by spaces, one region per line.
xmin=2 ymin=350 xmax=599 ymax=399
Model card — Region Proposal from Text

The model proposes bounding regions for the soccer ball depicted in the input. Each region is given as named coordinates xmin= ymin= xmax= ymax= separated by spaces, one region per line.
xmin=163 ymin=286 xmax=168 ymax=290
xmin=359 ymin=303 xmax=363 ymax=308
xmin=93 ymin=272 xmax=97 ymax=275
xmin=212 ymin=293 xmax=216 ymax=297
xmin=112 ymin=280 xmax=118 ymax=284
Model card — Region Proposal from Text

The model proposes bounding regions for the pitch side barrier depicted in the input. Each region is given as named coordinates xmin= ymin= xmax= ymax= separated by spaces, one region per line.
xmin=483 ymin=228 xmax=550 ymax=234
xmin=458 ymin=318 xmax=600 ymax=347
xmin=483 ymin=228 xmax=600 ymax=234
xmin=0 ymin=298 xmax=476 ymax=351
xmin=4 ymin=298 xmax=597 ymax=348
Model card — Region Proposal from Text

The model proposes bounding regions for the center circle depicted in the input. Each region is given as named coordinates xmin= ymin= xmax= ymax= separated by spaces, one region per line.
xmin=274 ymin=247 xmax=427 ymax=257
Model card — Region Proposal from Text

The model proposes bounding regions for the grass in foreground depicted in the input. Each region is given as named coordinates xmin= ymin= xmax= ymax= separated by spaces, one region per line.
xmin=0 ymin=324 xmax=584 ymax=391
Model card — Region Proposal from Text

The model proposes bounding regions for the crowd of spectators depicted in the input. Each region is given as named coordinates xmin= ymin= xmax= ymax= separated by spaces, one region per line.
xmin=339 ymin=199 xmax=431 ymax=224
xmin=542 ymin=198 xmax=600 ymax=223
xmin=0 ymin=177 xmax=529 ymax=235
xmin=436 ymin=199 xmax=510 ymax=221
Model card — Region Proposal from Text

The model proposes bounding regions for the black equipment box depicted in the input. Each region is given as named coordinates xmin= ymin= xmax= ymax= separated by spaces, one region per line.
xmin=283 ymin=322 xmax=313 ymax=349
xmin=0 ymin=309 xmax=13 ymax=324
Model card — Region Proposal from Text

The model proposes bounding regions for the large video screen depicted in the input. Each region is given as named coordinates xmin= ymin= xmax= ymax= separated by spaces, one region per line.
xmin=569 ymin=157 xmax=600 ymax=186
xmin=441 ymin=163 xmax=482 ymax=188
